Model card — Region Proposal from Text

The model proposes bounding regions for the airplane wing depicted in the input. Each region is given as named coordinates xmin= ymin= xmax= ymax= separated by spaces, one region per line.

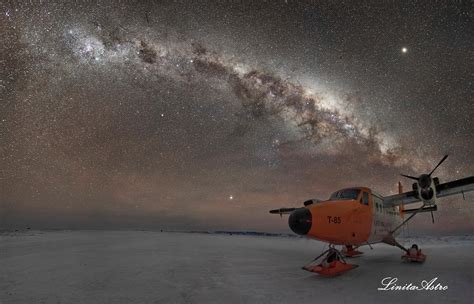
xmin=383 ymin=176 xmax=474 ymax=208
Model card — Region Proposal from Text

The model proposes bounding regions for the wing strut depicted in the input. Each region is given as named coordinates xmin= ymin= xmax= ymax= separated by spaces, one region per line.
xmin=390 ymin=203 xmax=427 ymax=235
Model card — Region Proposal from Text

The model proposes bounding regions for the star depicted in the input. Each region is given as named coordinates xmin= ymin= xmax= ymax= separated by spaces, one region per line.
xmin=1 ymin=1 xmax=471 ymax=234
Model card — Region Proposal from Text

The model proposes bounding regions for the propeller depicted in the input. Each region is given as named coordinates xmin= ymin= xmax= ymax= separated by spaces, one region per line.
xmin=429 ymin=154 xmax=448 ymax=176
xmin=400 ymin=154 xmax=448 ymax=181
xmin=400 ymin=154 xmax=449 ymax=224
xmin=400 ymin=174 xmax=418 ymax=180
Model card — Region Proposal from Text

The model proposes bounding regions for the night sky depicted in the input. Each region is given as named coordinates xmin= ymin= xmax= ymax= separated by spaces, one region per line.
xmin=1 ymin=1 xmax=473 ymax=233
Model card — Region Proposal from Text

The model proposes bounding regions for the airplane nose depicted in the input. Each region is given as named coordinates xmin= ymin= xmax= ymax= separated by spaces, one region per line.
xmin=288 ymin=208 xmax=312 ymax=235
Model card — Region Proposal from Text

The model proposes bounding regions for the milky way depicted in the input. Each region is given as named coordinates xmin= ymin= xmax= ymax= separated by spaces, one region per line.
xmin=59 ymin=24 xmax=405 ymax=165
xmin=1 ymin=1 xmax=473 ymax=233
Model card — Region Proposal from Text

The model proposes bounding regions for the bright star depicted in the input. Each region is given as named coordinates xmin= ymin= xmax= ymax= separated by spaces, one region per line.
xmin=229 ymin=195 xmax=233 ymax=200
xmin=401 ymin=47 xmax=408 ymax=53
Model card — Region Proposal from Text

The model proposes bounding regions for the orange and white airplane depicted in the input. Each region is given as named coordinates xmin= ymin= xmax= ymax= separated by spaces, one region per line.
xmin=269 ymin=155 xmax=474 ymax=276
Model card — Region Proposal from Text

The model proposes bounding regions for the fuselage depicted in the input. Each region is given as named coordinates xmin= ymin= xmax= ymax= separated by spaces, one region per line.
xmin=288 ymin=187 xmax=403 ymax=245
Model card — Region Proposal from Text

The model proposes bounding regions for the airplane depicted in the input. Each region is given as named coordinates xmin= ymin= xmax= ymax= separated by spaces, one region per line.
xmin=269 ymin=155 xmax=474 ymax=277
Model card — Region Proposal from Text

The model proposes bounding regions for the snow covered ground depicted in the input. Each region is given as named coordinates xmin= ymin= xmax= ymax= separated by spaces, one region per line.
xmin=1 ymin=231 xmax=472 ymax=304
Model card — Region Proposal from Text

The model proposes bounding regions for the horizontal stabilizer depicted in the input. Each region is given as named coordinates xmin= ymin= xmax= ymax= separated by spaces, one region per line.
xmin=269 ymin=208 xmax=298 ymax=215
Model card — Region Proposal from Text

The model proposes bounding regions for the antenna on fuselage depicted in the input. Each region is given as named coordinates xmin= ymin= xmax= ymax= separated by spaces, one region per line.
xmin=398 ymin=181 xmax=405 ymax=219
xmin=398 ymin=181 xmax=407 ymax=235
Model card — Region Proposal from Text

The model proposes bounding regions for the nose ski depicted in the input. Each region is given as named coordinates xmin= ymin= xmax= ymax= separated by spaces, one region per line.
xmin=302 ymin=246 xmax=358 ymax=277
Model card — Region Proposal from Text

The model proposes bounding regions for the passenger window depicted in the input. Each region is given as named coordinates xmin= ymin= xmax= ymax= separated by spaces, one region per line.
xmin=372 ymin=195 xmax=383 ymax=212
xmin=362 ymin=192 xmax=369 ymax=205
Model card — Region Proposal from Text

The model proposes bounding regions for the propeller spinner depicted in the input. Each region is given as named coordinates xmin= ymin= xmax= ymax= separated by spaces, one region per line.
xmin=400 ymin=155 xmax=448 ymax=223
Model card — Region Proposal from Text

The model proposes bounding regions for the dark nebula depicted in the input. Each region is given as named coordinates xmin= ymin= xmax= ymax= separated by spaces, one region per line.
xmin=1 ymin=0 xmax=472 ymax=234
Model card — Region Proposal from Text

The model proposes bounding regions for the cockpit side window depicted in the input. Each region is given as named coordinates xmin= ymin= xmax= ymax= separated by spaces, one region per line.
xmin=362 ymin=192 xmax=369 ymax=205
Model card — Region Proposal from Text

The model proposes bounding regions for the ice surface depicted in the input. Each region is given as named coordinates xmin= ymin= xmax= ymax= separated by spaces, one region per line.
xmin=1 ymin=231 xmax=472 ymax=304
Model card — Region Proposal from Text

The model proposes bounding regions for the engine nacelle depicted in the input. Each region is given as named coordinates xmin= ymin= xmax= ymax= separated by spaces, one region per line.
xmin=402 ymin=154 xmax=448 ymax=208
xmin=412 ymin=175 xmax=439 ymax=206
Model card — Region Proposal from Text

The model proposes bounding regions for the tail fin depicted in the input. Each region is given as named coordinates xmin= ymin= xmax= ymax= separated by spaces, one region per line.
xmin=398 ymin=181 xmax=405 ymax=218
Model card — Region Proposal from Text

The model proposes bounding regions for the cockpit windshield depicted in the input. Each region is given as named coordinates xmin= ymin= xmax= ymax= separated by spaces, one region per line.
xmin=329 ymin=189 xmax=361 ymax=201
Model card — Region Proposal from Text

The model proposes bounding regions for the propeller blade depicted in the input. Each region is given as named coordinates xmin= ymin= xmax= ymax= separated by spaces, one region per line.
xmin=430 ymin=210 xmax=435 ymax=224
xmin=429 ymin=154 xmax=448 ymax=176
xmin=401 ymin=174 xmax=418 ymax=180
